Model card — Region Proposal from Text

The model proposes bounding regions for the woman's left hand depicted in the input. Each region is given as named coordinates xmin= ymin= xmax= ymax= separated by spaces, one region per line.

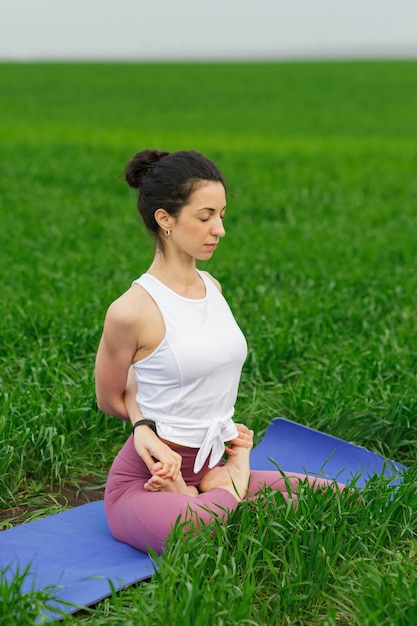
xmin=225 ymin=423 xmax=254 ymax=456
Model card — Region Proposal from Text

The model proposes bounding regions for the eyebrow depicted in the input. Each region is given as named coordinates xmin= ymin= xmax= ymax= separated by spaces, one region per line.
xmin=196 ymin=206 xmax=227 ymax=212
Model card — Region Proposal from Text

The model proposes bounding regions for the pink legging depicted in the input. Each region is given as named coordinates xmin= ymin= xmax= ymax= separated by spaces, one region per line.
xmin=105 ymin=436 xmax=343 ymax=554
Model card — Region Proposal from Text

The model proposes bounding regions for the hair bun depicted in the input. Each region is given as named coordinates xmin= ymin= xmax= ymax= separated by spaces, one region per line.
xmin=125 ymin=149 xmax=170 ymax=189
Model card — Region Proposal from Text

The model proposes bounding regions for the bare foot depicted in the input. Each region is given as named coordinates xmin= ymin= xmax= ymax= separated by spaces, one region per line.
xmin=198 ymin=446 xmax=251 ymax=502
xmin=144 ymin=472 xmax=198 ymax=496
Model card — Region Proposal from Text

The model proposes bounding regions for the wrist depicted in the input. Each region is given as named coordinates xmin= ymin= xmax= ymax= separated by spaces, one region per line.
xmin=132 ymin=419 xmax=158 ymax=435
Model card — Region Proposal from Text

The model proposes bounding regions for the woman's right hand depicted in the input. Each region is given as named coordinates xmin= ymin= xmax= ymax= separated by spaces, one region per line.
xmin=133 ymin=427 xmax=182 ymax=480
xmin=225 ymin=422 xmax=254 ymax=455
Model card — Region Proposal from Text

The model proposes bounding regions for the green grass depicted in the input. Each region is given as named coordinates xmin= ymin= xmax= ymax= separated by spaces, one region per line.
xmin=0 ymin=564 xmax=67 ymax=624
xmin=60 ymin=474 xmax=417 ymax=626
xmin=1 ymin=60 xmax=417 ymax=624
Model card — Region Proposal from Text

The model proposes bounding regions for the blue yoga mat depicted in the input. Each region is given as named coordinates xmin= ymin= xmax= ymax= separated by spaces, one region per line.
xmin=250 ymin=418 xmax=405 ymax=486
xmin=0 ymin=500 xmax=155 ymax=620
xmin=0 ymin=418 xmax=405 ymax=620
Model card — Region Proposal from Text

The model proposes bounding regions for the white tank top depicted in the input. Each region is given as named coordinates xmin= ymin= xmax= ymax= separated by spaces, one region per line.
xmin=131 ymin=270 xmax=248 ymax=472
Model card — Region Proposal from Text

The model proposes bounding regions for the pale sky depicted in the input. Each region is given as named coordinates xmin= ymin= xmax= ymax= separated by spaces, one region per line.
xmin=1 ymin=0 xmax=417 ymax=60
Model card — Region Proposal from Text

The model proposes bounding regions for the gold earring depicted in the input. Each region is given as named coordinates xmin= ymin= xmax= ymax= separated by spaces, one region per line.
xmin=166 ymin=230 xmax=171 ymax=238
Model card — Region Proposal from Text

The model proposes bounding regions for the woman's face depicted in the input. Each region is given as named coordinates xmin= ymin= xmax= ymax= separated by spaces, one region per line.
xmin=170 ymin=181 xmax=227 ymax=261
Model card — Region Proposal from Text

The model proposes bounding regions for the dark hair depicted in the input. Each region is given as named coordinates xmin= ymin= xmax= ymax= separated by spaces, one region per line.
xmin=124 ymin=149 xmax=226 ymax=245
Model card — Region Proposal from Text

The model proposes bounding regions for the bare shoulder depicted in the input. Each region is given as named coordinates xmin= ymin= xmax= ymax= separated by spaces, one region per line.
xmin=100 ymin=282 xmax=163 ymax=360
xmin=105 ymin=283 xmax=155 ymax=328
xmin=200 ymin=270 xmax=222 ymax=293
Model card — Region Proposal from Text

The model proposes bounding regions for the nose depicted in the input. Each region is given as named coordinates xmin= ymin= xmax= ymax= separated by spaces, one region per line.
xmin=212 ymin=217 xmax=225 ymax=238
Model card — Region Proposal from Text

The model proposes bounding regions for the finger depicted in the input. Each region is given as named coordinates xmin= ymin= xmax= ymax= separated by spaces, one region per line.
xmin=139 ymin=449 xmax=158 ymax=474
xmin=171 ymin=460 xmax=182 ymax=480
xmin=231 ymin=435 xmax=250 ymax=447
xmin=151 ymin=461 xmax=164 ymax=475
xmin=154 ymin=462 xmax=171 ymax=477
xmin=155 ymin=461 xmax=180 ymax=479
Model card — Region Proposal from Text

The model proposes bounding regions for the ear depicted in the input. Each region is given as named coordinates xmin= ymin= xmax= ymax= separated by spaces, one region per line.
xmin=154 ymin=208 xmax=174 ymax=231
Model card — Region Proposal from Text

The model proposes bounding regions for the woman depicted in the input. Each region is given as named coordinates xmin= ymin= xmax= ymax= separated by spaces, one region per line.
xmin=95 ymin=149 xmax=343 ymax=554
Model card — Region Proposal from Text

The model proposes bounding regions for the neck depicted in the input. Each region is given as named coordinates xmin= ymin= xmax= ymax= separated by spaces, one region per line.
xmin=147 ymin=249 xmax=203 ymax=297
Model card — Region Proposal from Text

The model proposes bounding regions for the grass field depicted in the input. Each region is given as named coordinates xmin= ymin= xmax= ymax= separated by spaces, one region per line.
xmin=1 ymin=60 xmax=417 ymax=624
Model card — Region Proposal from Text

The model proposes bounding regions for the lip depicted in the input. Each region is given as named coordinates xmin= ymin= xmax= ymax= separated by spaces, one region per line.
xmin=205 ymin=243 xmax=218 ymax=248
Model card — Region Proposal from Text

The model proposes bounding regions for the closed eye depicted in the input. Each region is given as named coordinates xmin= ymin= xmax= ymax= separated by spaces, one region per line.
xmin=197 ymin=206 xmax=226 ymax=222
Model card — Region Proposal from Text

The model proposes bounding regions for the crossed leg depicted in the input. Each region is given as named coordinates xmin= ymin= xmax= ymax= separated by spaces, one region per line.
xmin=105 ymin=433 xmax=345 ymax=554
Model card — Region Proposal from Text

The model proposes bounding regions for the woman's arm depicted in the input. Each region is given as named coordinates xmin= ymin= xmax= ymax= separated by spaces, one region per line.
xmin=95 ymin=299 xmax=137 ymax=420
xmin=95 ymin=296 xmax=181 ymax=479
xmin=124 ymin=367 xmax=182 ymax=479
